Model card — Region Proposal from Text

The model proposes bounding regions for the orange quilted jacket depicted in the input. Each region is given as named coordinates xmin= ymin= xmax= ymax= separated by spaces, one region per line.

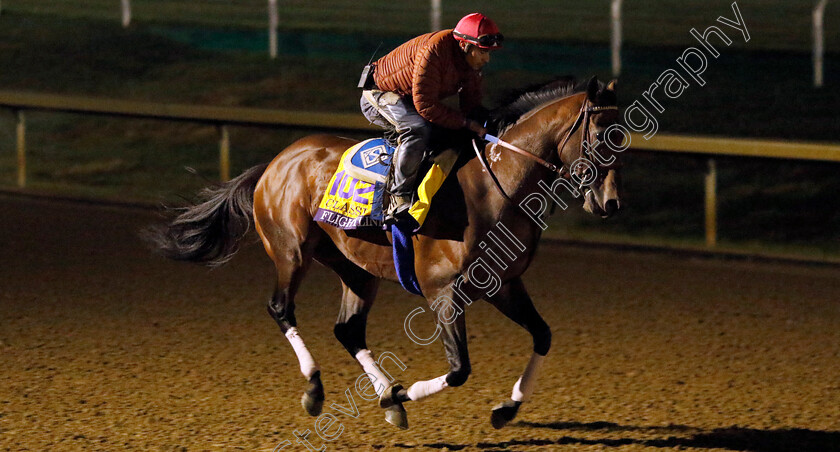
xmin=373 ymin=29 xmax=482 ymax=130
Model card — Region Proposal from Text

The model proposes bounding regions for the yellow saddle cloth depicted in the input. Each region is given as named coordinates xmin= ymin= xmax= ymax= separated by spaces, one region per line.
xmin=315 ymin=139 xmax=458 ymax=230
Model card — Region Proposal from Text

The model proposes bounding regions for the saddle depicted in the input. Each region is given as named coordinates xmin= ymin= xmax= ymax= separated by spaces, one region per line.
xmin=315 ymin=137 xmax=467 ymax=296
xmin=315 ymin=138 xmax=459 ymax=231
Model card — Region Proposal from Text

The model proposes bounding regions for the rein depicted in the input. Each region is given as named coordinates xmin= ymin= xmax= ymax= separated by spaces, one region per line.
xmin=472 ymin=99 xmax=618 ymax=203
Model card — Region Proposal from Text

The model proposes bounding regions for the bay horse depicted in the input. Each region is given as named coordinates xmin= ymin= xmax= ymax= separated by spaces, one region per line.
xmin=147 ymin=76 xmax=622 ymax=430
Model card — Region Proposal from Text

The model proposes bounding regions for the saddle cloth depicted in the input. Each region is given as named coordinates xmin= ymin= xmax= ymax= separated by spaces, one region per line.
xmin=315 ymin=138 xmax=458 ymax=231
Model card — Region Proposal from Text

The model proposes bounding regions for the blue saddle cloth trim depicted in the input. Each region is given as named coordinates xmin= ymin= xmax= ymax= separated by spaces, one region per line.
xmin=390 ymin=223 xmax=423 ymax=296
xmin=345 ymin=138 xmax=394 ymax=184
xmin=370 ymin=181 xmax=386 ymax=222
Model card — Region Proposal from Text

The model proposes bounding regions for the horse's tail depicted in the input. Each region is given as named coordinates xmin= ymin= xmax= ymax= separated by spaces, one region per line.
xmin=144 ymin=163 xmax=269 ymax=267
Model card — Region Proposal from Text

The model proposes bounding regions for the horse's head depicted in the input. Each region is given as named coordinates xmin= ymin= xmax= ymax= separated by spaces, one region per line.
xmin=487 ymin=77 xmax=624 ymax=220
xmin=556 ymin=77 xmax=622 ymax=219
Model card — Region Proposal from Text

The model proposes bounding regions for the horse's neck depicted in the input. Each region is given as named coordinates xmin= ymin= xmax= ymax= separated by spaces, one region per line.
xmin=457 ymin=94 xmax=585 ymax=250
xmin=476 ymin=94 xmax=584 ymax=205
xmin=499 ymin=94 xmax=584 ymax=192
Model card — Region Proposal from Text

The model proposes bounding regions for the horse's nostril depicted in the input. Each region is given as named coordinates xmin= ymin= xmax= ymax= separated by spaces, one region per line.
xmin=605 ymin=199 xmax=619 ymax=216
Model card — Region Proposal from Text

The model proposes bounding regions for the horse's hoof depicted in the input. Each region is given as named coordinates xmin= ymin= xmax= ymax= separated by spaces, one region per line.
xmin=384 ymin=403 xmax=409 ymax=430
xmin=301 ymin=371 xmax=324 ymax=416
xmin=490 ymin=399 xmax=522 ymax=429
xmin=379 ymin=383 xmax=404 ymax=409
xmin=301 ymin=391 xmax=323 ymax=416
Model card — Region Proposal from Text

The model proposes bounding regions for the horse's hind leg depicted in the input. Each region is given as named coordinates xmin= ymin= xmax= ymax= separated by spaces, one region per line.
xmin=486 ymin=277 xmax=551 ymax=429
xmin=265 ymin=230 xmax=325 ymax=416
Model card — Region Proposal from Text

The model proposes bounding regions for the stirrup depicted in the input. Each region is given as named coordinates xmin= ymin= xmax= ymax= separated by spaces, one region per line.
xmin=384 ymin=194 xmax=412 ymax=223
xmin=390 ymin=194 xmax=412 ymax=208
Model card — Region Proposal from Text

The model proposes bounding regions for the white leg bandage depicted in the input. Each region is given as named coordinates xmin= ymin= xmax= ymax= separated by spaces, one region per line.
xmin=354 ymin=349 xmax=391 ymax=396
xmin=285 ymin=327 xmax=320 ymax=379
xmin=511 ymin=353 xmax=546 ymax=403
xmin=406 ymin=375 xmax=449 ymax=401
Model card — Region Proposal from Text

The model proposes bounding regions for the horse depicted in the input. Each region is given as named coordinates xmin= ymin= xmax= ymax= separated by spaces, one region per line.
xmin=146 ymin=76 xmax=622 ymax=430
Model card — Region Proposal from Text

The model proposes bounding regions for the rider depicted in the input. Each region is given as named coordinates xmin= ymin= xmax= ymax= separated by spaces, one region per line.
xmin=359 ymin=12 xmax=503 ymax=224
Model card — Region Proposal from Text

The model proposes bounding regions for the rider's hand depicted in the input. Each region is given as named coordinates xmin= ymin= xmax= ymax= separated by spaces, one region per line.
xmin=466 ymin=120 xmax=488 ymax=139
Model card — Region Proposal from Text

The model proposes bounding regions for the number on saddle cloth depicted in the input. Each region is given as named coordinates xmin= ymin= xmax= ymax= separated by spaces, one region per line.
xmin=322 ymin=137 xmax=458 ymax=229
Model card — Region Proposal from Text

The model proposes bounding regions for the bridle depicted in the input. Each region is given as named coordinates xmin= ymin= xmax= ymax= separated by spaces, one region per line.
xmin=472 ymin=98 xmax=618 ymax=203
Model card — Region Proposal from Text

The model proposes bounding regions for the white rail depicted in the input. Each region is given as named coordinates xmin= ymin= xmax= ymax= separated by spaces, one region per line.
xmin=121 ymin=0 xmax=131 ymax=28
xmin=268 ymin=0 xmax=279 ymax=59
xmin=431 ymin=0 xmax=442 ymax=32
xmin=813 ymin=0 xmax=829 ymax=87
xmin=611 ymin=0 xmax=623 ymax=77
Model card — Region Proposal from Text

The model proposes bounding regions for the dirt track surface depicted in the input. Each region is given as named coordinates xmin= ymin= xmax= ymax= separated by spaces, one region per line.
xmin=1 ymin=194 xmax=839 ymax=452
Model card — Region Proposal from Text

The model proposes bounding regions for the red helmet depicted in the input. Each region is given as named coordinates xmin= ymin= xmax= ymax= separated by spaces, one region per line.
xmin=453 ymin=13 xmax=503 ymax=49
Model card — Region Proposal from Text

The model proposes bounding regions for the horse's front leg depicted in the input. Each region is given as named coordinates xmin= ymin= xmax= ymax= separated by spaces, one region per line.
xmin=485 ymin=277 xmax=551 ymax=429
xmin=380 ymin=292 xmax=471 ymax=424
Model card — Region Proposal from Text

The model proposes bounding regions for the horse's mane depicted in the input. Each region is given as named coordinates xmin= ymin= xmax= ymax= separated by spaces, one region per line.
xmin=490 ymin=76 xmax=604 ymax=132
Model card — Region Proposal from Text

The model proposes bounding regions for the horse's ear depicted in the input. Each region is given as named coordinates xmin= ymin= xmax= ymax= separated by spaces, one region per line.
xmin=586 ymin=76 xmax=599 ymax=100
xmin=607 ymin=79 xmax=617 ymax=91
